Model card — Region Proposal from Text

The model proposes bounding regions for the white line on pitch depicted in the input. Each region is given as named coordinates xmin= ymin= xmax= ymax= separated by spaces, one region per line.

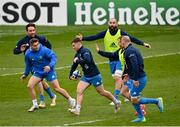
xmin=63 ymin=119 xmax=105 ymax=126
xmin=0 ymin=52 xmax=179 ymax=77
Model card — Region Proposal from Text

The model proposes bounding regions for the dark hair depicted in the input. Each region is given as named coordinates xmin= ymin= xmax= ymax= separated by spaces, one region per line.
xmin=29 ymin=38 xmax=39 ymax=46
xmin=71 ymin=38 xmax=81 ymax=44
xmin=26 ymin=23 xmax=36 ymax=31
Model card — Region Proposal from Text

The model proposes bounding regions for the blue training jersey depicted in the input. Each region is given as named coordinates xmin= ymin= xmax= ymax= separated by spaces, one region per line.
xmin=24 ymin=44 xmax=56 ymax=76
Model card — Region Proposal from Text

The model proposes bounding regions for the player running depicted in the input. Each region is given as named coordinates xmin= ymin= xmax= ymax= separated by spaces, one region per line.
xmin=119 ymin=36 xmax=163 ymax=122
xmin=20 ymin=38 xmax=76 ymax=112
xmin=68 ymin=38 xmax=120 ymax=115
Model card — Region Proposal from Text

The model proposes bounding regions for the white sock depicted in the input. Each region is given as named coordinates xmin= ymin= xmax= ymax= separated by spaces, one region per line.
xmin=113 ymin=97 xmax=119 ymax=104
xmin=32 ymin=99 xmax=38 ymax=107
xmin=68 ymin=97 xmax=73 ymax=102
xmin=76 ymin=104 xmax=81 ymax=112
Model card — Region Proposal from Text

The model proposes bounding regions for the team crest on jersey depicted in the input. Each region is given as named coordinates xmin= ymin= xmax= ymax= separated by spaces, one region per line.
xmin=129 ymin=54 xmax=135 ymax=57
xmin=96 ymin=82 xmax=100 ymax=85
xmin=38 ymin=56 xmax=43 ymax=61
xmin=132 ymin=92 xmax=137 ymax=95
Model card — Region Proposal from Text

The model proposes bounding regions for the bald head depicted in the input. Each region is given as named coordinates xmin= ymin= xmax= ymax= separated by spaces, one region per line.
xmin=109 ymin=18 xmax=117 ymax=23
xmin=118 ymin=36 xmax=131 ymax=49
xmin=121 ymin=36 xmax=131 ymax=43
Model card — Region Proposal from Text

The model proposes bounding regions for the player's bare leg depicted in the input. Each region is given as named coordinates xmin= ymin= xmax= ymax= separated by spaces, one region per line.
xmin=38 ymin=82 xmax=46 ymax=108
xmin=69 ymin=81 xmax=90 ymax=115
xmin=41 ymin=80 xmax=56 ymax=106
xmin=50 ymin=79 xmax=75 ymax=108
xmin=121 ymin=85 xmax=131 ymax=100
xmin=27 ymin=76 xmax=42 ymax=112
xmin=96 ymin=85 xmax=120 ymax=113
xmin=110 ymin=75 xmax=124 ymax=105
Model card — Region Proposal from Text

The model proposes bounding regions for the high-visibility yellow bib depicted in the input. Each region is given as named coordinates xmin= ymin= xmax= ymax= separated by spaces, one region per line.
xmin=104 ymin=29 xmax=121 ymax=52
xmin=118 ymin=49 xmax=125 ymax=71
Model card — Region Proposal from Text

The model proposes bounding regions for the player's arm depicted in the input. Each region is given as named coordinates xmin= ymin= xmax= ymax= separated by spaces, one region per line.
xmin=21 ymin=54 xmax=31 ymax=80
xmin=121 ymin=31 xmax=151 ymax=48
xmin=47 ymin=50 xmax=57 ymax=68
xmin=13 ymin=40 xmax=27 ymax=54
xmin=69 ymin=55 xmax=79 ymax=80
xmin=44 ymin=49 xmax=57 ymax=72
xmin=96 ymin=44 xmax=119 ymax=59
xmin=42 ymin=37 xmax=52 ymax=49
xmin=81 ymin=30 xmax=106 ymax=41
xmin=75 ymin=51 xmax=92 ymax=64
xmin=39 ymin=36 xmax=52 ymax=49
xmin=126 ymin=50 xmax=139 ymax=86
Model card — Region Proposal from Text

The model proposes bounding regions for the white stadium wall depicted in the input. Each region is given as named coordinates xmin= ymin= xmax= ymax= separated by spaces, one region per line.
xmin=0 ymin=0 xmax=67 ymax=26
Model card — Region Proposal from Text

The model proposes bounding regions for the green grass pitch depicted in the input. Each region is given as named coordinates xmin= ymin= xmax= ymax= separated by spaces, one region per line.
xmin=0 ymin=25 xmax=180 ymax=126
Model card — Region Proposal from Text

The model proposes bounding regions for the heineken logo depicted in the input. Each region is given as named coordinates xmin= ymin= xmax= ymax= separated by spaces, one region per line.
xmin=74 ymin=1 xmax=180 ymax=25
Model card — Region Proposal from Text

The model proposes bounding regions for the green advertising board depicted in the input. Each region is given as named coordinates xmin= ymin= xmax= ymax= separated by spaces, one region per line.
xmin=68 ymin=0 xmax=180 ymax=25
xmin=0 ymin=0 xmax=179 ymax=26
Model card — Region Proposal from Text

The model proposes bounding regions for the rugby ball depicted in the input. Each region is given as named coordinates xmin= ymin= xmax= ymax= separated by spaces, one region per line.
xmin=72 ymin=70 xmax=81 ymax=79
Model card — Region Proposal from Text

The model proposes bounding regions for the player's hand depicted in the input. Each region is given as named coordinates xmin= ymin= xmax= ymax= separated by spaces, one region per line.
xmin=69 ymin=75 xmax=77 ymax=80
xmin=20 ymin=44 xmax=27 ymax=52
xmin=95 ymin=44 xmax=100 ymax=52
xmin=20 ymin=74 xmax=27 ymax=81
xmin=122 ymin=74 xmax=129 ymax=82
xmin=76 ymin=33 xmax=83 ymax=40
xmin=133 ymin=80 xmax=139 ymax=87
xmin=44 ymin=66 xmax=50 ymax=73
xmin=73 ymin=57 xmax=79 ymax=63
xmin=144 ymin=43 xmax=151 ymax=48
